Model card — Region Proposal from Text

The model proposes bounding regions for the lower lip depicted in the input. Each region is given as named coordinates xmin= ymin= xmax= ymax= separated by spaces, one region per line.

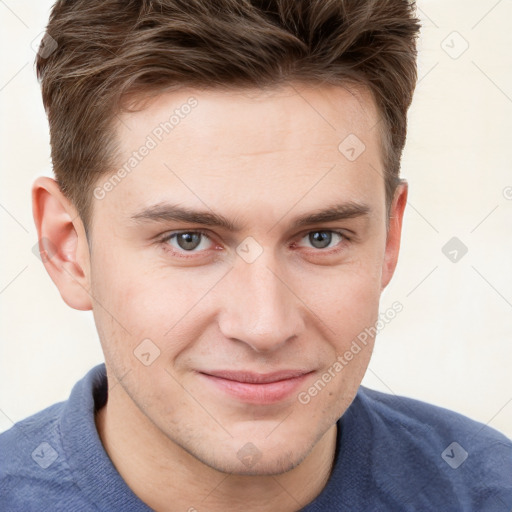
xmin=199 ymin=373 xmax=312 ymax=404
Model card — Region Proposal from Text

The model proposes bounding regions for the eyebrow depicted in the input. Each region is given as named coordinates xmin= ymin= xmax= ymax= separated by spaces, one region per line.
xmin=130 ymin=201 xmax=371 ymax=232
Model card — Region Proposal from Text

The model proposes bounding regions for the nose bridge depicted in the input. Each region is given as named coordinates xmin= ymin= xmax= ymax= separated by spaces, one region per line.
xmin=218 ymin=251 xmax=303 ymax=352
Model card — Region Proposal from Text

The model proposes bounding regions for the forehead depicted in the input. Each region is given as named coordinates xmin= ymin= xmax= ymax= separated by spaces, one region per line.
xmin=118 ymin=83 xmax=379 ymax=154
xmin=94 ymin=84 xmax=384 ymax=226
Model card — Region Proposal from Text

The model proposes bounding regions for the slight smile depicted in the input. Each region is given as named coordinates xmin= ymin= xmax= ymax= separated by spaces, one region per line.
xmin=197 ymin=370 xmax=315 ymax=404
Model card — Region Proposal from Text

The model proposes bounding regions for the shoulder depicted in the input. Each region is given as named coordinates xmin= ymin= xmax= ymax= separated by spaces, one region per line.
xmin=352 ymin=386 xmax=512 ymax=509
xmin=357 ymin=385 xmax=511 ymax=449
xmin=0 ymin=373 xmax=103 ymax=511
xmin=1 ymin=403 xmax=70 ymax=510
xmin=0 ymin=400 xmax=65 ymax=477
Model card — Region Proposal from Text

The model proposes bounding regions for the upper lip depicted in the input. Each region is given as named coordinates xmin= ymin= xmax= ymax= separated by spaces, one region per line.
xmin=200 ymin=370 xmax=312 ymax=384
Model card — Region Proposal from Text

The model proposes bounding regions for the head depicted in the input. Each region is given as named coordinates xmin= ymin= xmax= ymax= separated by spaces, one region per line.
xmin=33 ymin=0 xmax=420 ymax=475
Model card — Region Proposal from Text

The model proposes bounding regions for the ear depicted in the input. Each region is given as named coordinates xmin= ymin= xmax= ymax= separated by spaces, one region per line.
xmin=381 ymin=180 xmax=408 ymax=290
xmin=32 ymin=176 xmax=92 ymax=310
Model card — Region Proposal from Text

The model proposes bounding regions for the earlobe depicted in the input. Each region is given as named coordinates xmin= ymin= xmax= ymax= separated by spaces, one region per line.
xmin=381 ymin=181 xmax=408 ymax=290
xmin=32 ymin=176 xmax=93 ymax=311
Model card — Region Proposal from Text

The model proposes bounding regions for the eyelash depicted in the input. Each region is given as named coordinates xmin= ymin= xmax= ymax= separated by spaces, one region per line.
xmin=157 ymin=229 xmax=351 ymax=259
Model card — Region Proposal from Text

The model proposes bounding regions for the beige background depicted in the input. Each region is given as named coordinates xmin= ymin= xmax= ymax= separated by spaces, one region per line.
xmin=1 ymin=0 xmax=511 ymax=438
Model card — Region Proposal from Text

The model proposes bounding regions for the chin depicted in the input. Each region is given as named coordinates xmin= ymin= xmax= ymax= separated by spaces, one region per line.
xmin=208 ymin=447 xmax=307 ymax=477
xmin=189 ymin=429 xmax=318 ymax=477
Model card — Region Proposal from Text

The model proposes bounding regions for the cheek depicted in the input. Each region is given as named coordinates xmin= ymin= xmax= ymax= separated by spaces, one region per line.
xmin=297 ymin=267 xmax=381 ymax=422
xmin=298 ymin=255 xmax=383 ymax=341
xmin=89 ymin=246 xmax=161 ymax=364
xmin=91 ymin=243 xmax=166 ymax=328
xmin=89 ymin=247 xmax=218 ymax=363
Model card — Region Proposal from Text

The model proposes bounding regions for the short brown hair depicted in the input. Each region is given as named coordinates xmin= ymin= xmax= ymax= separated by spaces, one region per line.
xmin=37 ymin=0 xmax=420 ymax=231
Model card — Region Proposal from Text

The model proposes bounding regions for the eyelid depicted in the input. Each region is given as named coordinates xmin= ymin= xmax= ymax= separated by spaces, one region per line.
xmin=295 ymin=227 xmax=352 ymax=241
xmin=159 ymin=229 xmax=211 ymax=240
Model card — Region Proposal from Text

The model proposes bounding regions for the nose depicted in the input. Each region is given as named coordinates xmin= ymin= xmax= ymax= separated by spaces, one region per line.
xmin=217 ymin=254 xmax=305 ymax=353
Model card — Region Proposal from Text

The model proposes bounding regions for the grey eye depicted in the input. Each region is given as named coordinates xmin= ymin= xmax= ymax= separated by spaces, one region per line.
xmin=307 ymin=231 xmax=342 ymax=249
xmin=175 ymin=232 xmax=203 ymax=251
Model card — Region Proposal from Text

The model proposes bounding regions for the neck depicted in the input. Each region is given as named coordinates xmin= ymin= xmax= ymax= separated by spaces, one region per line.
xmin=95 ymin=386 xmax=337 ymax=512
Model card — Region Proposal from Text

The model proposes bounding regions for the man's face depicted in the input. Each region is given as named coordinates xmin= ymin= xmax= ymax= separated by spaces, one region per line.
xmin=87 ymin=84 xmax=401 ymax=475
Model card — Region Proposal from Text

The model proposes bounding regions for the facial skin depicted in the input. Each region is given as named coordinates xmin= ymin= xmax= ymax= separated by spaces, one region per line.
xmin=33 ymin=83 xmax=407 ymax=511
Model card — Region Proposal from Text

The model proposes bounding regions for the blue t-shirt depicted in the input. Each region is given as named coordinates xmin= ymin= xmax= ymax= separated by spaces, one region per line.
xmin=1 ymin=363 xmax=511 ymax=511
